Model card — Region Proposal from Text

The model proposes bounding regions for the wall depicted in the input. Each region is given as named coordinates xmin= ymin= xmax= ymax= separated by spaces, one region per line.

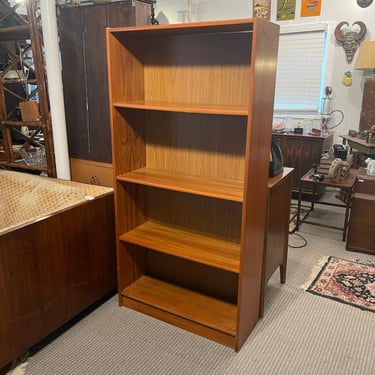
xmin=155 ymin=0 xmax=375 ymax=143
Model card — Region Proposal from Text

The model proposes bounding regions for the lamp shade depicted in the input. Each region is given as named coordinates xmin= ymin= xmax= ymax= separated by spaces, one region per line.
xmin=355 ymin=41 xmax=375 ymax=70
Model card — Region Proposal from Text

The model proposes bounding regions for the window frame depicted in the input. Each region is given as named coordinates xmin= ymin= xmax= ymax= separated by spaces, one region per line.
xmin=273 ymin=23 xmax=332 ymax=117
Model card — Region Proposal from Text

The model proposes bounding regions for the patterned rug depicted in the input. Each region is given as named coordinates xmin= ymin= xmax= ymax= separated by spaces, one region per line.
xmin=304 ymin=256 xmax=375 ymax=313
xmin=289 ymin=203 xmax=310 ymax=233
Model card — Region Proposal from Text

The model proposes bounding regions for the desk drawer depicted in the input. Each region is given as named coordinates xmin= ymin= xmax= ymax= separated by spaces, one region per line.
xmin=355 ymin=168 xmax=375 ymax=195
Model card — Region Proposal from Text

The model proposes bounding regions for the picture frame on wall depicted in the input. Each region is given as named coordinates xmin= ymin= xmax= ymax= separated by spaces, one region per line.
xmin=301 ymin=0 xmax=322 ymax=17
xmin=277 ymin=0 xmax=296 ymax=21
xmin=253 ymin=0 xmax=271 ymax=21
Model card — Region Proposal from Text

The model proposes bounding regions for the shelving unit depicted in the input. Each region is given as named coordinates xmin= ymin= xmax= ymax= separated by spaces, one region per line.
xmin=0 ymin=0 xmax=55 ymax=176
xmin=106 ymin=18 xmax=279 ymax=351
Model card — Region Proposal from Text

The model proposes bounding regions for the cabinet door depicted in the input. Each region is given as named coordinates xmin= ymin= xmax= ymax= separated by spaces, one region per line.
xmin=60 ymin=2 xmax=152 ymax=163
xmin=346 ymin=194 xmax=375 ymax=254
xmin=60 ymin=8 xmax=88 ymax=160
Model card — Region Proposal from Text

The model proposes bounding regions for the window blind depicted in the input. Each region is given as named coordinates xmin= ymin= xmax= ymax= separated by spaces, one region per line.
xmin=274 ymin=25 xmax=327 ymax=113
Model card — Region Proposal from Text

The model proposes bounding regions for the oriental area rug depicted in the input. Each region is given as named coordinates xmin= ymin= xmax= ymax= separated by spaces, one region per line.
xmin=304 ymin=256 xmax=375 ymax=313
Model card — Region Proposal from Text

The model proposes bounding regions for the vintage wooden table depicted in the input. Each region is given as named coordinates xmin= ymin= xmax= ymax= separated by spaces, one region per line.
xmin=296 ymin=168 xmax=359 ymax=241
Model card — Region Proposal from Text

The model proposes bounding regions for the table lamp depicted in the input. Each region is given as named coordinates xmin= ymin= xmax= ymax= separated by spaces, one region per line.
xmin=355 ymin=41 xmax=375 ymax=132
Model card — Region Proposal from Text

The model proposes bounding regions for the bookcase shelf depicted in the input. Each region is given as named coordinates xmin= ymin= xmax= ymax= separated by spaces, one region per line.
xmin=117 ymin=168 xmax=244 ymax=202
xmin=107 ymin=18 xmax=279 ymax=351
xmin=120 ymin=221 xmax=240 ymax=272
xmin=121 ymin=276 xmax=237 ymax=337
xmin=114 ymin=101 xmax=248 ymax=116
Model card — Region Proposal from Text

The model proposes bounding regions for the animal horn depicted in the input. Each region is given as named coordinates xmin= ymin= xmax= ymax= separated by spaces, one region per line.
xmin=334 ymin=21 xmax=348 ymax=43
xmin=353 ymin=21 xmax=367 ymax=41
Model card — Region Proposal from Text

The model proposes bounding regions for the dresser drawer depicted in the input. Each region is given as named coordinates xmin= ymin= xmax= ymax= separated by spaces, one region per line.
xmin=346 ymin=193 xmax=375 ymax=254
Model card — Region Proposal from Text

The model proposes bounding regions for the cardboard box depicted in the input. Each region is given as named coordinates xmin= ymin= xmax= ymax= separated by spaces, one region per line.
xmin=69 ymin=158 xmax=113 ymax=187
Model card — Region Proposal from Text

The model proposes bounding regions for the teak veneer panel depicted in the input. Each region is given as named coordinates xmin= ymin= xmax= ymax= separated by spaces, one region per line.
xmin=114 ymin=101 xmax=248 ymax=116
xmin=112 ymin=110 xmax=247 ymax=182
xmin=120 ymin=221 xmax=240 ymax=272
xmin=122 ymin=276 xmax=237 ymax=335
xmin=118 ymin=168 xmax=244 ymax=202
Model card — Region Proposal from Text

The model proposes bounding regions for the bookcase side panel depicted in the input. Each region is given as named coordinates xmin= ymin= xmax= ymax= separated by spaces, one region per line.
xmin=107 ymin=32 xmax=145 ymax=103
xmin=236 ymin=19 xmax=280 ymax=350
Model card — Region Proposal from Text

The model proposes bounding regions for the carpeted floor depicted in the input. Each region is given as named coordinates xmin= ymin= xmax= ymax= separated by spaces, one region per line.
xmin=12 ymin=191 xmax=375 ymax=375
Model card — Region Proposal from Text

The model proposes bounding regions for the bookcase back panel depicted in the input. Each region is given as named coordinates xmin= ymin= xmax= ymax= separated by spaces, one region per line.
xmin=144 ymin=112 xmax=247 ymax=180
xmin=144 ymin=33 xmax=251 ymax=107
xmin=146 ymin=251 xmax=239 ymax=303
xmin=112 ymin=32 xmax=252 ymax=107
xmin=145 ymin=187 xmax=242 ymax=242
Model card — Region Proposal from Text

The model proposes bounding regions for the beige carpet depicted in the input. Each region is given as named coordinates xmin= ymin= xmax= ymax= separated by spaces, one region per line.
xmin=14 ymin=193 xmax=375 ymax=375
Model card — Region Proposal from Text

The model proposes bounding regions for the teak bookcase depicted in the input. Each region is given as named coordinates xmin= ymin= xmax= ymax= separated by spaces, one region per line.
xmin=106 ymin=18 xmax=279 ymax=351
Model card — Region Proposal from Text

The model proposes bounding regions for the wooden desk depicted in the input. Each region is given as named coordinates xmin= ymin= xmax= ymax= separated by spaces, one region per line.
xmin=260 ymin=167 xmax=293 ymax=317
xmin=340 ymin=135 xmax=375 ymax=156
xmin=296 ymin=168 xmax=358 ymax=241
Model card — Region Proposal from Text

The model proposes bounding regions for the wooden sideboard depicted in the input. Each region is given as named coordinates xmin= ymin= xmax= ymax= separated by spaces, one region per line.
xmin=272 ymin=132 xmax=334 ymax=193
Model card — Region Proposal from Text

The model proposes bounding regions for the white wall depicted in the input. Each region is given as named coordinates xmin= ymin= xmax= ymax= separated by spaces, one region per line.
xmin=155 ymin=0 xmax=375 ymax=143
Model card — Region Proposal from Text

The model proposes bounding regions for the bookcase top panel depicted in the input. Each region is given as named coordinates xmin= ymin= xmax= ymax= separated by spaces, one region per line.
xmin=108 ymin=18 xmax=258 ymax=36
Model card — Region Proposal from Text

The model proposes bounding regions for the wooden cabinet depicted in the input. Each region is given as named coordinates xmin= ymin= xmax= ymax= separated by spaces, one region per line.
xmin=0 ymin=189 xmax=116 ymax=369
xmin=260 ymin=167 xmax=293 ymax=317
xmin=346 ymin=168 xmax=375 ymax=254
xmin=59 ymin=0 xmax=155 ymax=164
xmin=272 ymin=133 xmax=333 ymax=193
xmin=106 ymin=19 xmax=279 ymax=351
xmin=0 ymin=0 xmax=55 ymax=176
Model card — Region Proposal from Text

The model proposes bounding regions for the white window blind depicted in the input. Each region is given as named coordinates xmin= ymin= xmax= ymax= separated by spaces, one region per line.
xmin=274 ymin=25 xmax=327 ymax=113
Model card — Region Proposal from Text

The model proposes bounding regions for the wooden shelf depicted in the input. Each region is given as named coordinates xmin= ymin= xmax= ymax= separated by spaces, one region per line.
xmin=118 ymin=168 xmax=244 ymax=202
xmin=110 ymin=18 xmax=254 ymax=35
xmin=120 ymin=221 xmax=240 ymax=273
xmin=2 ymin=120 xmax=42 ymax=127
xmin=0 ymin=25 xmax=29 ymax=41
xmin=0 ymin=161 xmax=45 ymax=171
xmin=121 ymin=276 xmax=237 ymax=336
xmin=114 ymin=100 xmax=248 ymax=116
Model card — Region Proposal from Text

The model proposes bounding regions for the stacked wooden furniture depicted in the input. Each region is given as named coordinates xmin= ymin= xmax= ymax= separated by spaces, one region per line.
xmin=106 ymin=19 xmax=279 ymax=351
xmin=317 ymin=153 xmax=354 ymax=180
xmin=58 ymin=0 xmax=155 ymax=185
xmin=0 ymin=0 xmax=55 ymax=176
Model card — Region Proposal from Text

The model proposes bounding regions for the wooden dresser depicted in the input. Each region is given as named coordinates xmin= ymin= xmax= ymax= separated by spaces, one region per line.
xmin=272 ymin=132 xmax=334 ymax=193
xmin=346 ymin=168 xmax=375 ymax=254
